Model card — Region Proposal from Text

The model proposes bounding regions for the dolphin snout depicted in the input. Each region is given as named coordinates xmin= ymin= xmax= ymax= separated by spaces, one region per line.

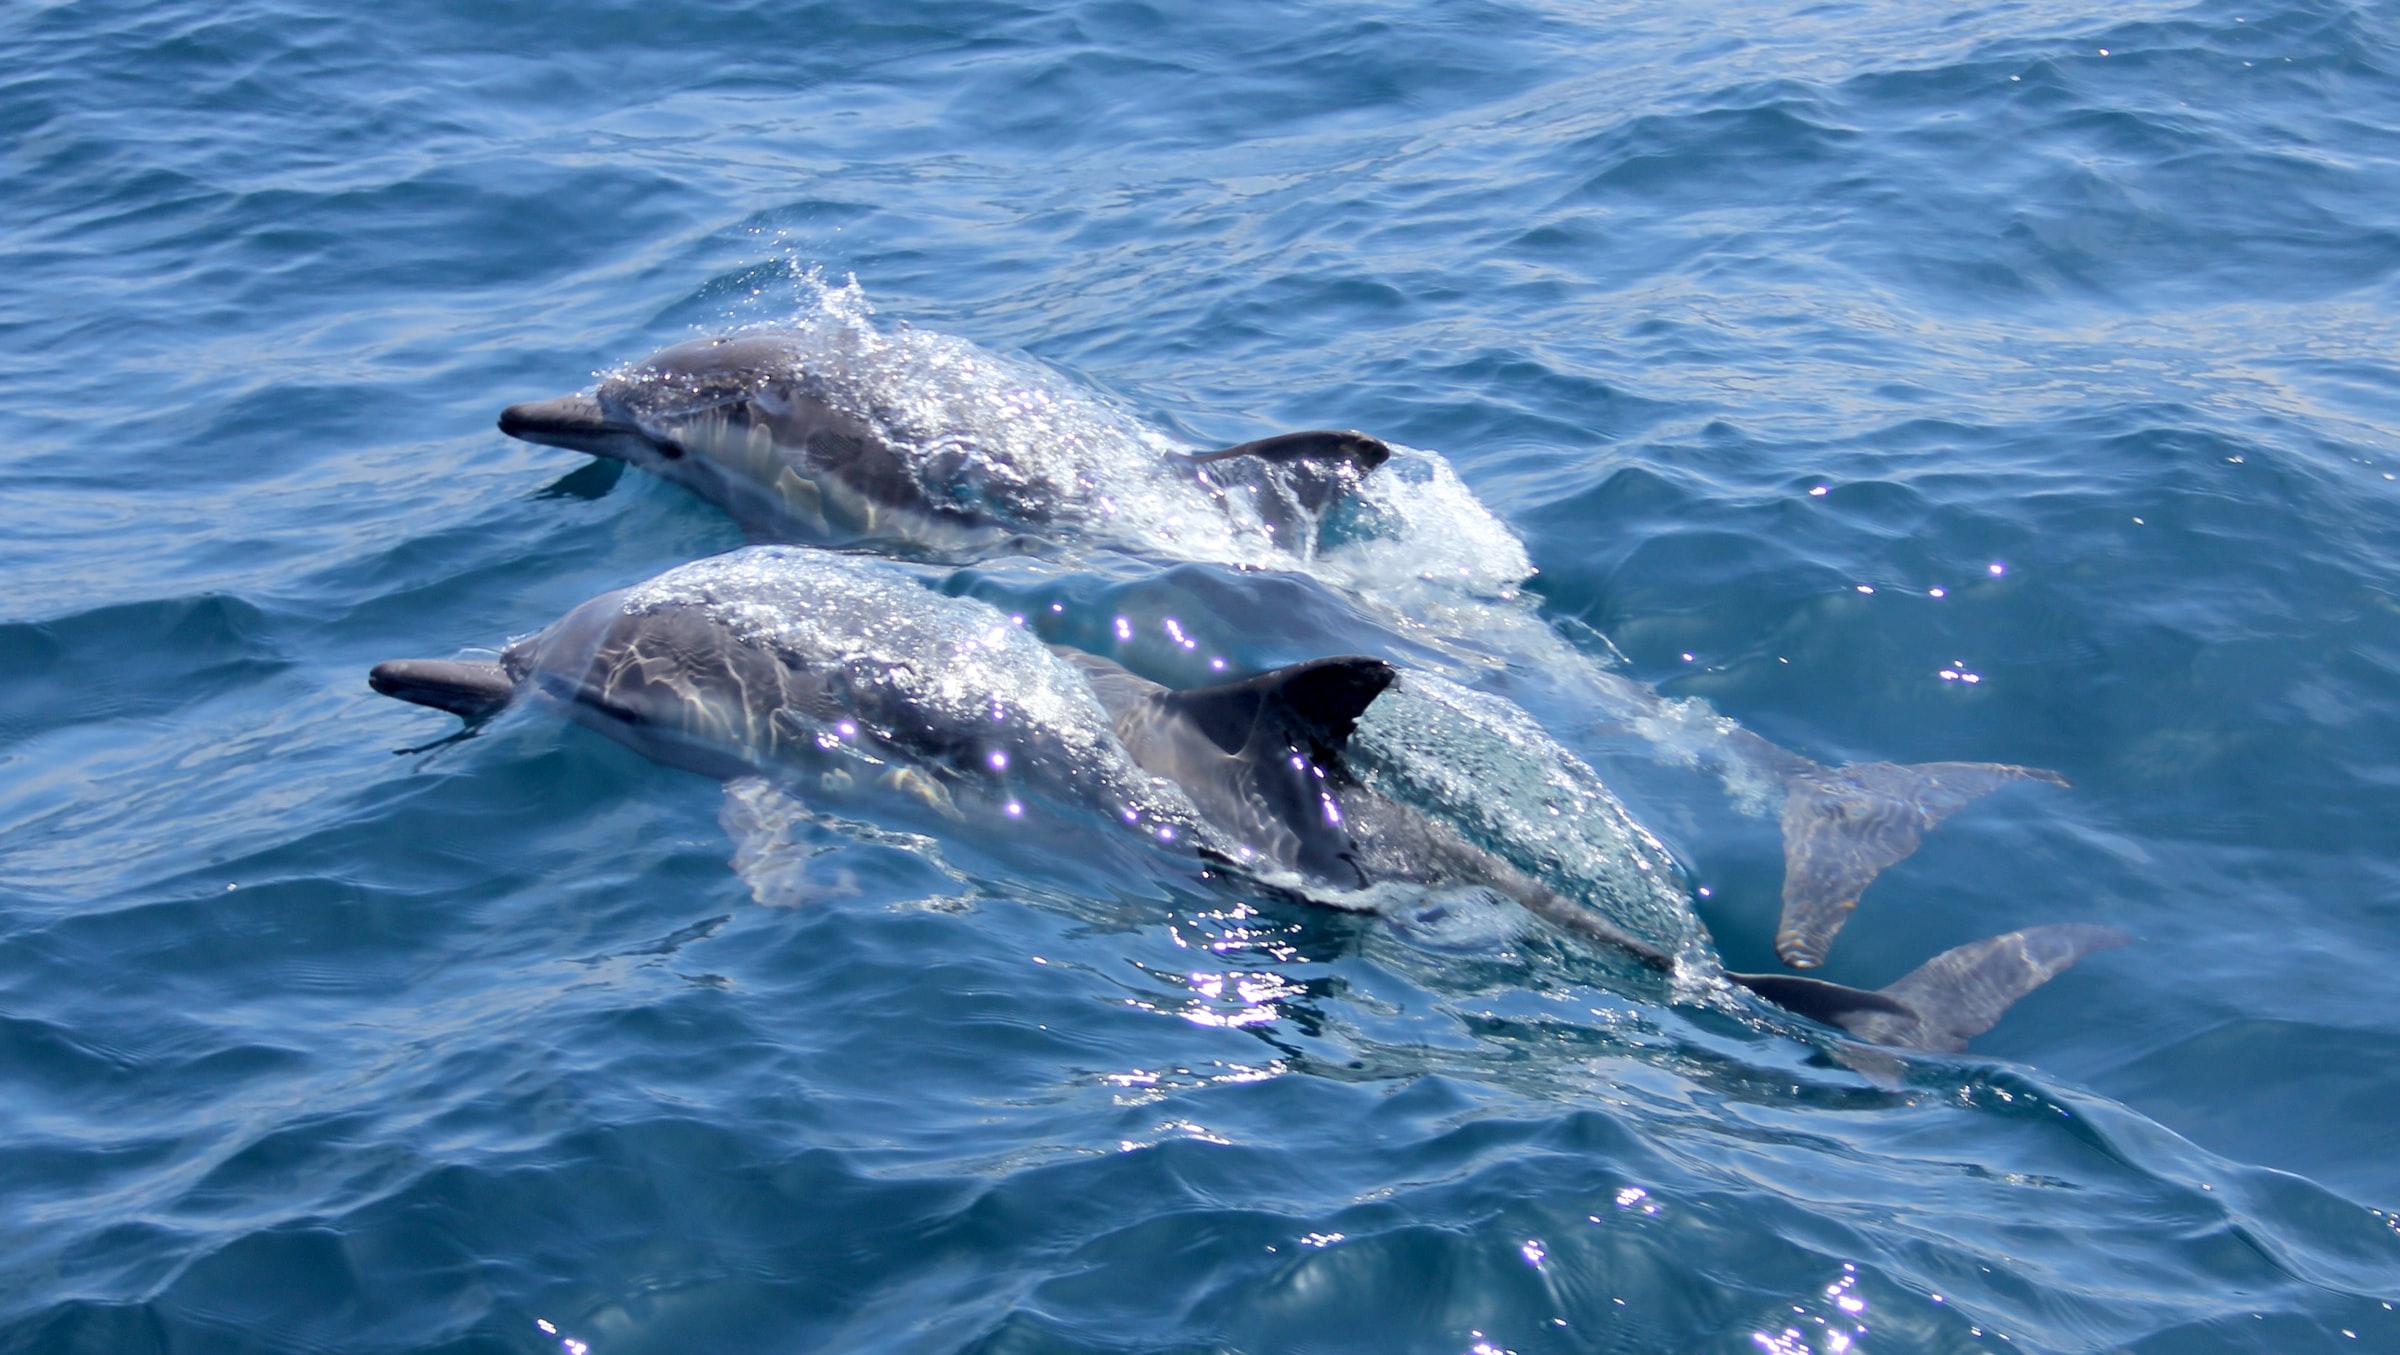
xmin=498 ymin=394 xmax=632 ymax=455
xmin=370 ymin=659 xmax=516 ymax=720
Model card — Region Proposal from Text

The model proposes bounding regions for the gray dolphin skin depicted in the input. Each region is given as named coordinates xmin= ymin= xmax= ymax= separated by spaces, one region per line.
xmin=369 ymin=547 xmax=2122 ymax=1055
xmin=499 ymin=332 xmax=1390 ymax=554
xmin=498 ymin=326 xmax=2068 ymax=972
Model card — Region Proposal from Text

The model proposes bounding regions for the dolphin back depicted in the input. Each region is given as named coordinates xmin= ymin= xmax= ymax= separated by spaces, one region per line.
xmin=1179 ymin=430 xmax=1394 ymax=515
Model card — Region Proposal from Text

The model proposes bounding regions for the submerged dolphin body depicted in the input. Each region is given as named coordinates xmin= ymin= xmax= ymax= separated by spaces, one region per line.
xmin=500 ymin=332 xmax=1389 ymax=559
xmin=498 ymin=317 xmax=2067 ymax=969
xmin=369 ymin=547 xmax=2120 ymax=1054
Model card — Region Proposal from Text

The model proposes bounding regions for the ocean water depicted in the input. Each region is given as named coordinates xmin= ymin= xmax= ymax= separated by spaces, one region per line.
xmin=4 ymin=0 xmax=2399 ymax=1350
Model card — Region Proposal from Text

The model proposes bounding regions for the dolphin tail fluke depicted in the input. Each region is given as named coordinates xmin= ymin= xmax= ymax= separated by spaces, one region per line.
xmin=1730 ymin=922 xmax=2129 ymax=1054
xmin=1776 ymin=760 xmax=2071 ymax=968
xmin=369 ymin=659 xmax=516 ymax=721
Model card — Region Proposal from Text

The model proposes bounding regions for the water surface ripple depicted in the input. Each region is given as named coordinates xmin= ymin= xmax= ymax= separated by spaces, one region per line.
xmin=3 ymin=1 xmax=2398 ymax=1352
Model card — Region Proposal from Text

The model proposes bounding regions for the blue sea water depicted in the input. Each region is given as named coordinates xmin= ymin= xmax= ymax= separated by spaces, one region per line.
xmin=5 ymin=0 xmax=2400 ymax=1350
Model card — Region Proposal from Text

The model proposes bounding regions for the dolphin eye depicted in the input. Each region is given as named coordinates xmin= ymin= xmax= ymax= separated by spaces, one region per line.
xmin=656 ymin=438 xmax=687 ymax=461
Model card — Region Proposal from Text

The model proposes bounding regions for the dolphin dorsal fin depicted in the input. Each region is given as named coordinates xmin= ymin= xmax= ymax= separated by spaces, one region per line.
xmin=1156 ymin=656 xmax=1397 ymax=764
xmin=1186 ymin=430 xmax=1393 ymax=473
xmin=1180 ymin=431 xmax=1394 ymax=513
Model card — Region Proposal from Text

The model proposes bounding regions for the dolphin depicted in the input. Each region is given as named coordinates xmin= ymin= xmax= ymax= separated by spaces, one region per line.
xmin=368 ymin=547 xmax=2122 ymax=1055
xmin=496 ymin=321 xmax=2068 ymax=970
xmin=499 ymin=332 xmax=1390 ymax=558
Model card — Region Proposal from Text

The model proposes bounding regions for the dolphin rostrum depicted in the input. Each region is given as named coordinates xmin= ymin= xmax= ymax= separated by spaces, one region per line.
xmin=369 ymin=547 xmax=2121 ymax=1054
xmin=497 ymin=320 xmax=2068 ymax=971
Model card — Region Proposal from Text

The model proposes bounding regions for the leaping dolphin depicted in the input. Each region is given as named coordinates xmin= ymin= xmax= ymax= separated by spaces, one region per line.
xmin=368 ymin=546 xmax=2122 ymax=1055
xmin=496 ymin=320 xmax=2069 ymax=970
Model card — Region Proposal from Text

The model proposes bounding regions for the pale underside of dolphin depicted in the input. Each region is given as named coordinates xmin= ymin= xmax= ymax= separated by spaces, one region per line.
xmin=497 ymin=324 xmax=2071 ymax=970
xmin=368 ymin=548 xmax=2122 ymax=1055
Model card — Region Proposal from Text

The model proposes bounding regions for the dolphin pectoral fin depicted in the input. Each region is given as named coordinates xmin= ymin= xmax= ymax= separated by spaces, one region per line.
xmin=1731 ymin=923 xmax=2128 ymax=1054
xmin=721 ymin=777 xmax=825 ymax=908
xmin=369 ymin=659 xmax=516 ymax=721
xmin=879 ymin=767 xmax=962 ymax=819
xmin=722 ymin=776 xmax=969 ymax=909
xmin=1775 ymin=760 xmax=2071 ymax=968
xmin=1180 ymin=430 xmax=1394 ymax=510
xmin=534 ymin=457 xmax=626 ymax=501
